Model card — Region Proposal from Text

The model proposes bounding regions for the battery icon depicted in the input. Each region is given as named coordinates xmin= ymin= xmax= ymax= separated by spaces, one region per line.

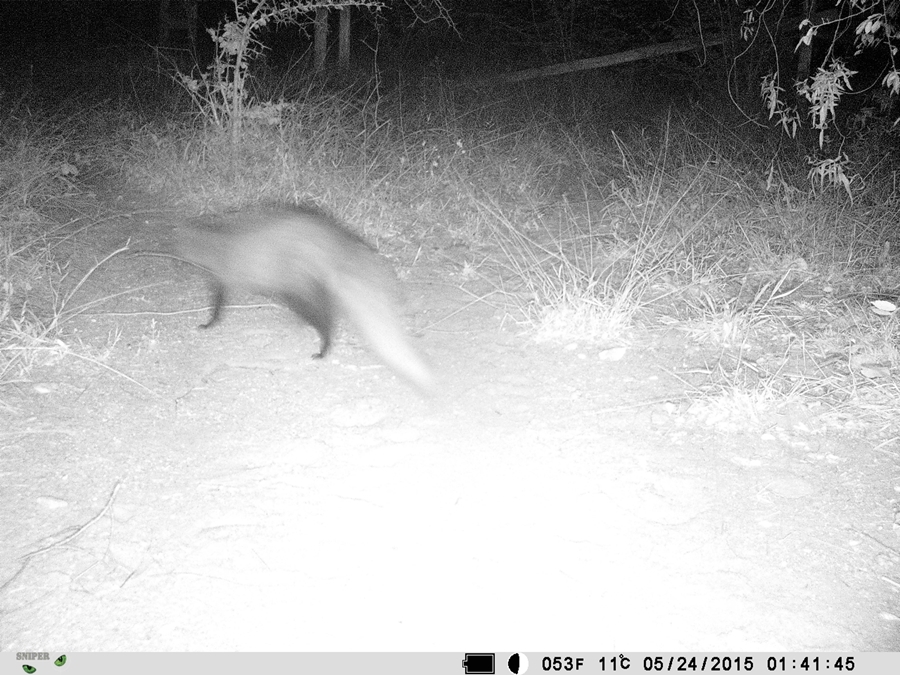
xmin=462 ymin=653 xmax=495 ymax=674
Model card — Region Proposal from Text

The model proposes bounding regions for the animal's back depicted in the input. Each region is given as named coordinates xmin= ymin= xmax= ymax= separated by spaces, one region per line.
xmin=177 ymin=204 xmax=377 ymax=292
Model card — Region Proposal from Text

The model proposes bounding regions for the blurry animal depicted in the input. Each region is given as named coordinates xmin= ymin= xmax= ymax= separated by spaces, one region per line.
xmin=175 ymin=202 xmax=433 ymax=394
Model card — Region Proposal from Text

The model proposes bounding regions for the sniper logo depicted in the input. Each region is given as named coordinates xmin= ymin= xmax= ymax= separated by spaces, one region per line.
xmin=21 ymin=655 xmax=66 ymax=673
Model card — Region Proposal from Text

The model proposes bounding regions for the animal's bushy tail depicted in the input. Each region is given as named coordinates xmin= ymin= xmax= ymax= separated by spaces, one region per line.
xmin=330 ymin=253 xmax=435 ymax=396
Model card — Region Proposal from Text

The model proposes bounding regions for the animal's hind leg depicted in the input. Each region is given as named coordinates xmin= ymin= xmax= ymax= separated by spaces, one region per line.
xmin=200 ymin=282 xmax=227 ymax=329
xmin=281 ymin=282 xmax=335 ymax=359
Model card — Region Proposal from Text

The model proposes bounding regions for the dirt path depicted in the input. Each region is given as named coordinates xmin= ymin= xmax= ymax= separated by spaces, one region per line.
xmin=1 ymin=202 xmax=898 ymax=650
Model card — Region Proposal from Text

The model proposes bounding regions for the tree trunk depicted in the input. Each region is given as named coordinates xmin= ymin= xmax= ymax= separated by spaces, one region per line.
xmin=796 ymin=0 xmax=816 ymax=86
xmin=314 ymin=7 xmax=329 ymax=73
xmin=339 ymin=6 xmax=350 ymax=72
xmin=185 ymin=0 xmax=197 ymax=58
xmin=158 ymin=0 xmax=198 ymax=57
xmin=158 ymin=0 xmax=171 ymax=47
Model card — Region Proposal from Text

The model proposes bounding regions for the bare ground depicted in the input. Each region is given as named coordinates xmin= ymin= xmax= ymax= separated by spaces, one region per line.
xmin=1 ymin=196 xmax=899 ymax=651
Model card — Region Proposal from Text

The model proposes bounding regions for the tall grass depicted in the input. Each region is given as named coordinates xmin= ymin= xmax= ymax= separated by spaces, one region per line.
xmin=5 ymin=62 xmax=899 ymax=416
xmin=0 ymin=97 xmax=76 ymax=386
xmin=0 ymin=89 xmax=140 ymax=388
